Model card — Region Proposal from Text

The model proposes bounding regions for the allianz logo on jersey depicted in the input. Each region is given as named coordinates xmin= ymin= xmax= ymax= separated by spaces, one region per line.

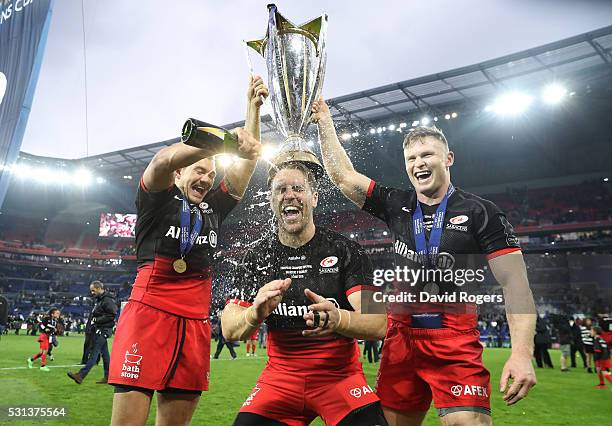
xmin=273 ymin=298 xmax=340 ymax=317
xmin=319 ymin=256 xmax=339 ymax=274
xmin=164 ymin=226 xmax=217 ymax=248
xmin=394 ymin=240 xmax=420 ymax=262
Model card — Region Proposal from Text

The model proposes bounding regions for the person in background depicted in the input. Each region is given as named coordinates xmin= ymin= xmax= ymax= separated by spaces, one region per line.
xmin=213 ymin=320 xmax=237 ymax=360
xmin=27 ymin=308 xmax=61 ymax=372
xmin=570 ymin=318 xmax=587 ymax=369
xmin=582 ymin=318 xmax=594 ymax=373
xmin=67 ymin=281 xmax=117 ymax=384
xmin=363 ymin=339 xmax=380 ymax=364
xmin=533 ymin=315 xmax=553 ymax=368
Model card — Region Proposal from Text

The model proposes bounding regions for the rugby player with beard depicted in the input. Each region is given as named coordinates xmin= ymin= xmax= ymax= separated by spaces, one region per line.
xmin=311 ymin=97 xmax=537 ymax=426
xmin=222 ymin=161 xmax=389 ymax=426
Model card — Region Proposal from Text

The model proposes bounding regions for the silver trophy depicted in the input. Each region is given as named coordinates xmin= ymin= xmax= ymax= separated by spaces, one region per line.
xmin=247 ymin=4 xmax=327 ymax=177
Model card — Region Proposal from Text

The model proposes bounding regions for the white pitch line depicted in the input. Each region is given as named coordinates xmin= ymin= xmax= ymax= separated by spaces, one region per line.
xmin=0 ymin=357 xmax=263 ymax=371
xmin=0 ymin=364 xmax=82 ymax=371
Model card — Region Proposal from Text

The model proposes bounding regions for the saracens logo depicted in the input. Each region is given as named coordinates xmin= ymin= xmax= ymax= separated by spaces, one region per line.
xmin=449 ymin=215 xmax=469 ymax=225
xmin=320 ymin=256 xmax=338 ymax=267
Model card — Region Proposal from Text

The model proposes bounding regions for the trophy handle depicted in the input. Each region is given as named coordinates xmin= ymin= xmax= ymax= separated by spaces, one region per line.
xmin=296 ymin=13 xmax=328 ymax=137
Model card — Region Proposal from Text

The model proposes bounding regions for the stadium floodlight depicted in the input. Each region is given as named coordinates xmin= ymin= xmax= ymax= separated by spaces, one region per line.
xmin=13 ymin=163 xmax=31 ymax=179
xmin=421 ymin=117 xmax=430 ymax=126
xmin=444 ymin=114 xmax=451 ymax=120
xmin=74 ymin=168 xmax=92 ymax=185
xmin=341 ymin=133 xmax=351 ymax=141
xmin=122 ymin=175 xmax=132 ymax=180
xmin=411 ymin=120 xmax=420 ymax=127
xmin=399 ymin=122 xmax=407 ymax=128
xmin=604 ymin=177 xmax=609 ymax=182
xmin=34 ymin=168 xmax=53 ymax=184
xmin=96 ymin=176 xmax=106 ymax=184
xmin=491 ymin=92 xmax=533 ymax=115
xmin=388 ymin=124 xmax=396 ymax=131
xmin=261 ymin=144 xmax=279 ymax=161
xmin=55 ymin=170 xmax=71 ymax=185
xmin=351 ymin=132 xmax=359 ymax=137
xmin=433 ymin=117 xmax=438 ymax=122
xmin=376 ymin=127 xmax=382 ymax=134
xmin=369 ymin=128 xmax=376 ymax=134
xmin=484 ymin=106 xmax=493 ymax=113
xmin=349 ymin=233 xmax=355 ymax=239
xmin=542 ymin=83 xmax=567 ymax=104
xmin=451 ymin=112 xmax=458 ymax=118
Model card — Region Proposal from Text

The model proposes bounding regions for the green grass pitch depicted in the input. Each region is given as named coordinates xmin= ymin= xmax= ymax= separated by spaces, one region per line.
xmin=0 ymin=334 xmax=610 ymax=425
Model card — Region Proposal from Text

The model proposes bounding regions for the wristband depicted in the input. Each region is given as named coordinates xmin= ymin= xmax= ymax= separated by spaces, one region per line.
xmin=336 ymin=309 xmax=351 ymax=333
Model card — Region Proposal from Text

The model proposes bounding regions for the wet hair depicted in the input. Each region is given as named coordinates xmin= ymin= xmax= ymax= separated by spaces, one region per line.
xmin=268 ymin=161 xmax=318 ymax=192
xmin=90 ymin=280 xmax=104 ymax=290
xmin=403 ymin=125 xmax=449 ymax=150
xmin=48 ymin=308 xmax=59 ymax=315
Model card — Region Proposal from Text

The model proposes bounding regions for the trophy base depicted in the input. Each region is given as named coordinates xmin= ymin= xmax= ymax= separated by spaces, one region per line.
xmin=268 ymin=149 xmax=324 ymax=184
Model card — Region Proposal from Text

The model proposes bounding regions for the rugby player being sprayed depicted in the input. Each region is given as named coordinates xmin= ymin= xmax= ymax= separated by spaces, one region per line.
xmin=222 ymin=160 xmax=389 ymax=426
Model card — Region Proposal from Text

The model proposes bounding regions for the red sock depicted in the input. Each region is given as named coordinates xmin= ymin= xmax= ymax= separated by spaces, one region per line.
xmin=251 ymin=345 xmax=256 ymax=354
xmin=598 ymin=372 xmax=604 ymax=385
xmin=246 ymin=343 xmax=251 ymax=353
xmin=605 ymin=374 xmax=612 ymax=384
xmin=41 ymin=354 xmax=47 ymax=366
xmin=32 ymin=352 xmax=42 ymax=361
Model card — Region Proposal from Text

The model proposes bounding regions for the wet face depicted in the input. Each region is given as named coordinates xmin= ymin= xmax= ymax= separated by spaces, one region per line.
xmin=270 ymin=168 xmax=318 ymax=236
xmin=175 ymin=158 xmax=216 ymax=204
xmin=404 ymin=136 xmax=453 ymax=198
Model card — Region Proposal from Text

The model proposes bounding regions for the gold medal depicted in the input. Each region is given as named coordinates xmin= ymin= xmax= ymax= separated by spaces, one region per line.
xmin=173 ymin=258 xmax=187 ymax=273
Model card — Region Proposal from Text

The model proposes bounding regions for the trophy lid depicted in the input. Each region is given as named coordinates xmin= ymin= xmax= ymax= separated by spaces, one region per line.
xmin=267 ymin=150 xmax=325 ymax=186
xmin=246 ymin=5 xmax=327 ymax=57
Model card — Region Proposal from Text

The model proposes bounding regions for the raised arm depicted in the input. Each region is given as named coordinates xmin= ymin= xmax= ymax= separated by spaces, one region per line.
xmin=221 ymin=278 xmax=291 ymax=342
xmin=142 ymin=127 xmax=260 ymax=193
xmin=223 ymin=75 xmax=269 ymax=198
xmin=312 ymin=97 xmax=372 ymax=208
xmin=488 ymin=251 xmax=537 ymax=405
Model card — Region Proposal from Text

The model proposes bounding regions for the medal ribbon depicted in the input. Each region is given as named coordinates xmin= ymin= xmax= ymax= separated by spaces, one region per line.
xmin=180 ymin=197 xmax=203 ymax=259
xmin=412 ymin=184 xmax=455 ymax=268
